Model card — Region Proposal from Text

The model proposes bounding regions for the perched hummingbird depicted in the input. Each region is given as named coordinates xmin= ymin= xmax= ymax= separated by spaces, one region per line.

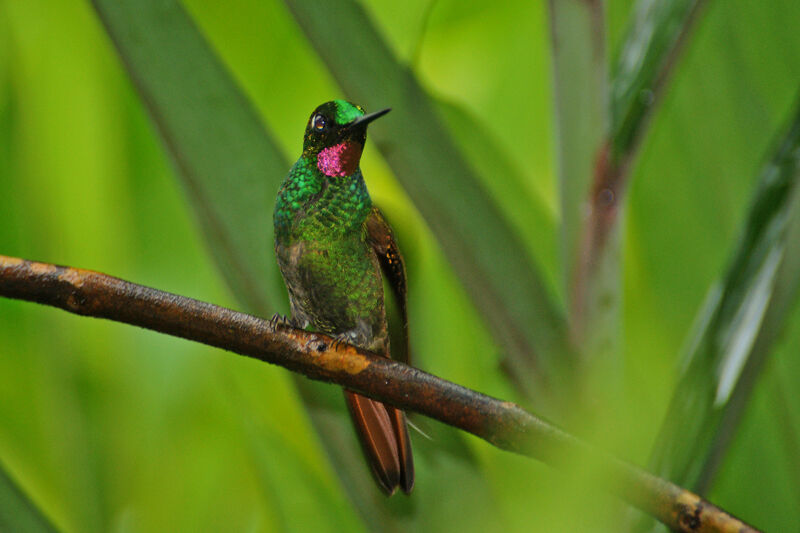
xmin=273 ymin=100 xmax=414 ymax=495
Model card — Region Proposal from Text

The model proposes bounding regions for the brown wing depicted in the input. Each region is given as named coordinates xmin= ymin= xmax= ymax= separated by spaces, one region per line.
xmin=356 ymin=206 xmax=414 ymax=494
xmin=365 ymin=206 xmax=410 ymax=364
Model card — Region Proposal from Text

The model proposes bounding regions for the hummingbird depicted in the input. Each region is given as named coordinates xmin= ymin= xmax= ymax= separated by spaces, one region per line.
xmin=273 ymin=100 xmax=414 ymax=495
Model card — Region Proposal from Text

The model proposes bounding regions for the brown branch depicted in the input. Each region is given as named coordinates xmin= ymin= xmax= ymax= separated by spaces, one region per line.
xmin=0 ymin=255 xmax=759 ymax=533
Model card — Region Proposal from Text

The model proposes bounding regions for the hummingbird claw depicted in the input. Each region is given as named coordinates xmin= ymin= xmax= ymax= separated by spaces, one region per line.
xmin=333 ymin=321 xmax=370 ymax=347
xmin=269 ymin=313 xmax=292 ymax=330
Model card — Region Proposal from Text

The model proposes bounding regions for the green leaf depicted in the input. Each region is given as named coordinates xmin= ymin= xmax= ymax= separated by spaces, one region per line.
xmin=603 ymin=0 xmax=707 ymax=379
xmin=605 ymin=0 xmax=708 ymax=375
xmin=561 ymin=0 xmax=706 ymax=368
xmin=636 ymin=94 xmax=800 ymax=531
xmin=284 ymin=0 xmax=572 ymax=393
xmin=90 ymin=0 xmax=289 ymax=315
xmin=0 ymin=461 xmax=57 ymax=533
xmin=433 ymin=99 xmax=559 ymax=298
xmin=225 ymin=379 xmax=366 ymax=533
xmin=547 ymin=0 xmax=615 ymax=365
xmin=610 ymin=0 xmax=706 ymax=161
xmin=548 ymin=0 xmax=608 ymax=292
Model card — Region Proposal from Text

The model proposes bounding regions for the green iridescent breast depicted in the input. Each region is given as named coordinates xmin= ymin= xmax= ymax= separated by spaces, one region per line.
xmin=273 ymin=155 xmax=372 ymax=245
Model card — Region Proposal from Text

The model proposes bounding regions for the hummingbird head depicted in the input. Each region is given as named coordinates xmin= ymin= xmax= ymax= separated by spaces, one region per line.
xmin=303 ymin=100 xmax=390 ymax=177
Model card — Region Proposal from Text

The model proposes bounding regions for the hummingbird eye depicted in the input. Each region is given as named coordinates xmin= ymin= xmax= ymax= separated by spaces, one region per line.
xmin=311 ymin=114 xmax=327 ymax=131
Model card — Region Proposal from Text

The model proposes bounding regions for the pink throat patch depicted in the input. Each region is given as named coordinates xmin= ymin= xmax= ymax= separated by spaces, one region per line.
xmin=317 ymin=141 xmax=363 ymax=177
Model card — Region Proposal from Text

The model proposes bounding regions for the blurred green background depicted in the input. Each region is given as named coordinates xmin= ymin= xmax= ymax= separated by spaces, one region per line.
xmin=1 ymin=0 xmax=800 ymax=531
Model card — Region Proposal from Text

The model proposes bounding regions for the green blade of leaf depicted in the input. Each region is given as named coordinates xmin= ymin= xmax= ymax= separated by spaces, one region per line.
xmin=594 ymin=1 xmax=706 ymax=374
xmin=283 ymin=0 xmax=572 ymax=393
xmin=547 ymin=0 xmax=614 ymax=365
xmin=548 ymin=0 xmax=608 ymax=294
xmin=223 ymin=379 xmax=367 ymax=533
xmin=561 ymin=0 xmax=707 ymax=368
xmin=433 ymin=99 xmax=559 ymax=299
xmin=291 ymin=380 xmax=411 ymax=533
xmin=0 ymin=461 xmax=58 ymax=533
xmin=90 ymin=0 xmax=289 ymax=315
xmin=610 ymin=0 xmax=707 ymax=162
xmin=768 ymin=373 xmax=800 ymax=505
xmin=636 ymin=94 xmax=800 ymax=531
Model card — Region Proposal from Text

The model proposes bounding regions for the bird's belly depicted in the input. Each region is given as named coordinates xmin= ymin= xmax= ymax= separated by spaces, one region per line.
xmin=276 ymin=238 xmax=386 ymax=351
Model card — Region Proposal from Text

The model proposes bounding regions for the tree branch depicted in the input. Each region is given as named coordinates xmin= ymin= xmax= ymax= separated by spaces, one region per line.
xmin=0 ymin=255 xmax=759 ymax=533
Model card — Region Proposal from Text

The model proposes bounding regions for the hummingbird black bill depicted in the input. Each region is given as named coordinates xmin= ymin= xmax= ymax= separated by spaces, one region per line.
xmin=346 ymin=108 xmax=391 ymax=129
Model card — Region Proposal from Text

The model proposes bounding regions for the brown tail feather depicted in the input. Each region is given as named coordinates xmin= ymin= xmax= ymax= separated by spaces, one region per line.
xmin=344 ymin=390 xmax=414 ymax=495
xmin=389 ymin=403 xmax=415 ymax=494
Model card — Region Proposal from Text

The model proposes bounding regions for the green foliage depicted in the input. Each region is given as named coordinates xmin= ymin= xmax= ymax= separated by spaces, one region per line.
xmin=610 ymin=0 xmax=703 ymax=160
xmin=0 ymin=461 xmax=57 ymax=533
xmin=1 ymin=0 xmax=800 ymax=532
xmin=92 ymin=0 xmax=290 ymax=315
xmin=636 ymin=101 xmax=800 ymax=533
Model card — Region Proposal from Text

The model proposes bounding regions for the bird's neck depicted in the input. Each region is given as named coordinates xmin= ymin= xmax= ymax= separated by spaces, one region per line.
xmin=274 ymin=155 xmax=371 ymax=244
xmin=312 ymin=140 xmax=363 ymax=177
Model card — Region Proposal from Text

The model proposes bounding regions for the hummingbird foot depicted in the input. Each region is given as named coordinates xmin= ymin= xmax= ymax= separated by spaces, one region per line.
xmin=269 ymin=313 xmax=311 ymax=333
xmin=268 ymin=313 xmax=293 ymax=330
xmin=333 ymin=320 xmax=372 ymax=350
